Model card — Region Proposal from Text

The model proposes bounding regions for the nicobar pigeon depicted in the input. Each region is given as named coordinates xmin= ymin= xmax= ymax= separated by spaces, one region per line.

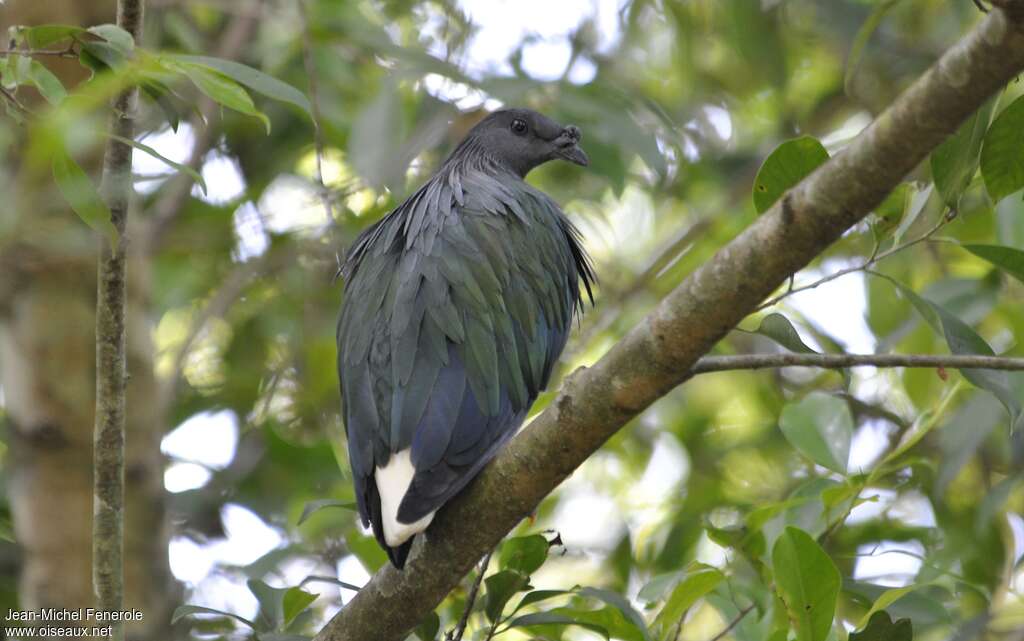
xmin=336 ymin=108 xmax=595 ymax=568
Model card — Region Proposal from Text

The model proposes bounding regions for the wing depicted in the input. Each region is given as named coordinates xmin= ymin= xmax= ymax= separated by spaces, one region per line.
xmin=337 ymin=169 xmax=593 ymax=560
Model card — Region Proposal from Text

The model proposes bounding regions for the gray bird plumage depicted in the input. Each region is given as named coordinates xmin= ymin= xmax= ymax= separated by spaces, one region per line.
xmin=337 ymin=108 xmax=594 ymax=568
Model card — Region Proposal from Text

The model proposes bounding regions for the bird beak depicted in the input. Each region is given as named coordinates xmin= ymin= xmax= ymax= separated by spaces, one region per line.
xmin=554 ymin=125 xmax=589 ymax=167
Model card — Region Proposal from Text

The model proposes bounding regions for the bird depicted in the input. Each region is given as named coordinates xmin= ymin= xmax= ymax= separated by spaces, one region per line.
xmin=336 ymin=108 xmax=595 ymax=568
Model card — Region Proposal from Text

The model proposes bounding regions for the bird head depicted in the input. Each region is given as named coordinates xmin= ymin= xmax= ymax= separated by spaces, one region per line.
xmin=456 ymin=108 xmax=589 ymax=177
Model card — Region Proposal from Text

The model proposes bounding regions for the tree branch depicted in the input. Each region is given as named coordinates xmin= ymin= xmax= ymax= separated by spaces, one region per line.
xmin=314 ymin=6 xmax=1024 ymax=641
xmin=0 ymin=47 xmax=78 ymax=58
xmin=690 ymin=353 xmax=1024 ymax=374
xmin=94 ymin=0 xmax=144 ymax=638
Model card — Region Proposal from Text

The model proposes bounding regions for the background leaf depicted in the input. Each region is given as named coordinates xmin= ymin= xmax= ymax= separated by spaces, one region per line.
xmin=981 ymin=95 xmax=1024 ymax=202
xmin=650 ymin=568 xmax=724 ymax=640
xmin=171 ymin=61 xmax=271 ymax=133
xmin=931 ymin=98 xmax=993 ymax=206
xmin=170 ymin=54 xmax=312 ymax=116
xmin=779 ymin=392 xmax=853 ymax=474
xmin=753 ymin=136 xmax=830 ymax=214
xmin=962 ymin=244 xmax=1024 ymax=284
xmin=850 ymin=611 xmax=913 ymax=641
xmin=27 ymin=60 xmax=66 ymax=105
xmin=51 ymin=150 xmax=118 ymax=245
xmin=772 ymin=527 xmax=841 ymax=641
xmin=484 ymin=570 xmax=530 ymax=622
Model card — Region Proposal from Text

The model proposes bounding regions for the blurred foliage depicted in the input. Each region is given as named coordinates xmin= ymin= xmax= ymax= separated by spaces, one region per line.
xmin=2 ymin=0 xmax=1024 ymax=640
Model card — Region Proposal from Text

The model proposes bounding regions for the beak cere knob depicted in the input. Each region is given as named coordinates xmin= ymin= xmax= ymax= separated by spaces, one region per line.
xmin=554 ymin=124 xmax=588 ymax=167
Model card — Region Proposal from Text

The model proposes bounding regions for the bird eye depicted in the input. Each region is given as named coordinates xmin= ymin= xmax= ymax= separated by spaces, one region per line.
xmin=510 ymin=118 xmax=528 ymax=135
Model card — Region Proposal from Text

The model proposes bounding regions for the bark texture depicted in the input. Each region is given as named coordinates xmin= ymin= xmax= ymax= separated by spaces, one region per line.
xmin=93 ymin=1 xmax=144 ymax=637
xmin=315 ymin=5 xmax=1024 ymax=641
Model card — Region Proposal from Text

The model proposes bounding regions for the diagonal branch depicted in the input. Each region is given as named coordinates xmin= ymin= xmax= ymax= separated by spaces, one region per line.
xmin=314 ymin=6 xmax=1024 ymax=641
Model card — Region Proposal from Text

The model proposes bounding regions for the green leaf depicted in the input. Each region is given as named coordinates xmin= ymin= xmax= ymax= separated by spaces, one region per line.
xmin=651 ymin=569 xmax=724 ymax=640
xmin=893 ymin=183 xmax=933 ymax=243
xmin=507 ymin=611 xmax=609 ymax=639
xmin=414 ymin=611 xmax=440 ymax=641
xmin=171 ymin=61 xmax=271 ymax=133
xmin=20 ymin=24 xmax=86 ymax=49
xmin=170 ymin=54 xmax=311 ymax=116
xmin=507 ymin=589 xmax=572 ymax=618
xmin=498 ymin=534 xmax=549 ymax=575
xmin=931 ymin=98 xmax=994 ymax=207
xmin=981 ymin=95 xmax=1024 ymax=202
xmin=344 ymin=529 xmax=387 ymax=572
xmin=171 ymin=605 xmax=256 ymax=629
xmin=27 ymin=60 xmax=67 ymax=105
xmin=296 ymin=499 xmax=356 ymax=526
xmin=850 ymin=611 xmax=913 ymax=641
xmin=141 ymin=81 xmax=183 ymax=132
xmin=484 ymin=570 xmax=530 ymax=622
xmin=779 ymin=392 xmax=853 ymax=474
xmin=845 ymin=581 xmax=951 ymax=626
xmin=110 ymin=134 xmax=206 ymax=193
xmin=80 ymin=41 xmax=127 ymax=71
xmin=772 ymin=527 xmax=841 ymax=641
xmin=87 ymin=24 xmax=134 ymax=55
xmin=0 ymin=518 xmax=14 ymax=542
xmin=932 ymin=304 xmax=1021 ymax=429
xmin=872 ymin=182 xmax=911 ymax=239
xmin=963 ymin=244 xmax=1024 ymax=284
xmin=753 ymin=136 xmax=830 ymax=214
xmin=637 ymin=572 xmax=684 ymax=603
xmin=248 ymin=579 xmax=288 ymax=631
xmin=577 ymin=587 xmax=652 ymax=641
xmin=874 ymin=275 xmax=1017 ymax=425
xmin=871 ymin=272 xmax=941 ymax=335
xmin=856 ymin=587 xmax=918 ymax=629
xmin=750 ymin=313 xmax=818 ymax=354
xmin=281 ymin=587 xmax=317 ymax=627
xmin=52 ymin=150 xmax=118 ymax=245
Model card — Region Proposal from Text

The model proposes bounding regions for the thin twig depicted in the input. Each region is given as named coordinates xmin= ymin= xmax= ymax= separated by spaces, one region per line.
xmin=447 ymin=551 xmax=492 ymax=641
xmin=93 ymin=2 xmax=144 ymax=639
xmin=708 ymin=604 xmax=756 ymax=641
xmin=756 ymin=209 xmax=954 ymax=311
xmin=297 ymin=0 xmax=336 ymax=222
xmin=0 ymin=48 xmax=77 ymax=58
xmin=0 ymin=85 xmax=30 ymax=116
xmin=690 ymin=352 xmax=1024 ymax=374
